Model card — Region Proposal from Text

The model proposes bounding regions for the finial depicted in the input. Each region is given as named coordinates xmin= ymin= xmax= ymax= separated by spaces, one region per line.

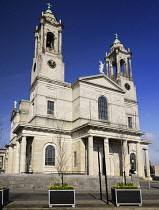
xmin=14 ymin=101 xmax=17 ymax=109
xmin=114 ymin=33 xmax=121 ymax=44
xmin=45 ymin=3 xmax=52 ymax=14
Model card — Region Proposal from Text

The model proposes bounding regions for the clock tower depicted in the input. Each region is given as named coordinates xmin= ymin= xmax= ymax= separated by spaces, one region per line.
xmin=29 ymin=4 xmax=68 ymax=123
xmin=31 ymin=3 xmax=64 ymax=84
xmin=104 ymin=34 xmax=136 ymax=101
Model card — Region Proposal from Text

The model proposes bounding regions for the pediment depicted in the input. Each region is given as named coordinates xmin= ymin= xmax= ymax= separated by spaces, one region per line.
xmin=78 ymin=74 xmax=124 ymax=92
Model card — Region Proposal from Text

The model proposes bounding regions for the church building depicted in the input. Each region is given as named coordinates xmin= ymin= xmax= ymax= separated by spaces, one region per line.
xmin=6 ymin=4 xmax=151 ymax=178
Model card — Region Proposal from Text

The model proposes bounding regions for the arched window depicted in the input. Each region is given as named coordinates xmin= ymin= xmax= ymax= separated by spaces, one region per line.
xmin=45 ymin=145 xmax=55 ymax=166
xmin=98 ymin=96 xmax=108 ymax=120
xmin=120 ymin=59 xmax=125 ymax=73
xmin=46 ymin=32 xmax=54 ymax=50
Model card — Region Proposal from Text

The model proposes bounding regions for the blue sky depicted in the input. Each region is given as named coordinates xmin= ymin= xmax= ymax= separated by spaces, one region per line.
xmin=0 ymin=0 xmax=159 ymax=165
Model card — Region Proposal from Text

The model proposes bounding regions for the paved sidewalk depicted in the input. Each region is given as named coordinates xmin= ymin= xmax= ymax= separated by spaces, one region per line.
xmin=3 ymin=182 xmax=159 ymax=209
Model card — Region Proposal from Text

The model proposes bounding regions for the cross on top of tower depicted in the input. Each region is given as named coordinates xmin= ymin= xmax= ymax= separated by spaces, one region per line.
xmin=45 ymin=3 xmax=52 ymax=14
xmin=114 ymin=33 xmax=119 ymax=39
xmin=47 ymin=3 xmax=52 ymax=9
xmin=113 ymin=33 xmax=121 ymax=44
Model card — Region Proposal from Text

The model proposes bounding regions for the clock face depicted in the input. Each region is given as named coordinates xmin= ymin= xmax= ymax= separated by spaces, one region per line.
xmin=47 ymin=60 xmax=56 ymax=68
xmin=125 ymin=83 xmax=131 ymax=90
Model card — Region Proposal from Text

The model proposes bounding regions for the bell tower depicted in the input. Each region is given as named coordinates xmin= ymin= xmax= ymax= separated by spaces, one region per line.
xmin=31 ymin=3 xmax=64 ymax=84
xmin=104 ymin=34 xmax=136 ymax=101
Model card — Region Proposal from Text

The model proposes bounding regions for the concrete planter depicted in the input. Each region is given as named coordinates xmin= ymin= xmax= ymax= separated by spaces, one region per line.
xmin=0 ymin=188 xmax=9 ymax=206
xmin=111 ymin=188 xmax=142 ymax=207
xmin=49 ymin=190 xmax=75 ymax=207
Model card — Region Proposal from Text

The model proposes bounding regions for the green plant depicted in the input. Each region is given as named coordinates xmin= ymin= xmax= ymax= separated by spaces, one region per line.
xmin=49 ymin=181 xmax=74 ymax=190
xmin=0 ymin=186 xmax=5 ymax=190
xmin=113 ymin=182 xmax=139 ymax=189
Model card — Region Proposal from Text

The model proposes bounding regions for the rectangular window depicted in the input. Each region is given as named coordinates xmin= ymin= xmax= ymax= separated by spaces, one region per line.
xmin=74 ymin=151 xmax=77 ymax=167
xmin=47 ymin=101 xmax=54 ymax=115
xmin=128 ymin=117 xmax=132 ymax=128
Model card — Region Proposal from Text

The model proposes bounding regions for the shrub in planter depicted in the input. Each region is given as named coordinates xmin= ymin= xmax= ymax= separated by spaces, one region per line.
xmin=49 ymin=182 xmax=75 ymax=207
xmin=111 ymin=182 xmax=142 ymax=207
xmin=0 ymin=187 xmax=9 ymax=206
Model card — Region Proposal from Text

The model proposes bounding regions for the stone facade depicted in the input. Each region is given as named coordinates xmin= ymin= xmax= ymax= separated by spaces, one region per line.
xmin=5 ymin=5 xmax=151 ymax=179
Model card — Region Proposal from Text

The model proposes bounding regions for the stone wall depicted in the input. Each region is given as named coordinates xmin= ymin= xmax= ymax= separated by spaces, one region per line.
xmin=0 ymin=174 xmax=139 ymax=190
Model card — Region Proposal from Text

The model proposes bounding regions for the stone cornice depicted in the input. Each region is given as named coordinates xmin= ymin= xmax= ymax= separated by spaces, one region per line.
xmin=141 ymin=139 xmax=152 ymax=144
xmin=71 ymin=121 xmax=145 ymax=136
xmin=124 ymin=98 xmax=138 ymax=104
xmin=30 ymin=76 xmax=71 ymax=92
xmin=13 ymin=123 xmax=71 ymax=135
xmin=13 ymin=115 xmax=145 ymax=138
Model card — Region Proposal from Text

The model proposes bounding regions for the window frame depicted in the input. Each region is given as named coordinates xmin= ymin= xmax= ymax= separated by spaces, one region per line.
xmin=98 ymin=96 xmax=108 ymax=120
xmin=47 ymin=100 xmax=54 ymax=115
xmin=45 ymin=145 xmax=55 ymax=166
xmin=128 ymin=117 xmax=133 ymax=129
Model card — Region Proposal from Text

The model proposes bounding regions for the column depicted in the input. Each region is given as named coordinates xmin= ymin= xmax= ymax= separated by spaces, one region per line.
xmin=12 ymin=145 xmax=16 ymax=173
xmin=34 ymin=34 xmax=38 ymax=57
xmin=116 ymin=54 xmax=120 ymax=74
xmin=129 ymin=58 xmax=132 ymax=77
xmin=58 ymin=30 xmax=62 ymax=53
xmin=123 ymin=140 xmax=129 ymax=176
xmin=136 ymin=142 xmax=142 ymax=177
xmin=141 ymin=149 xmax=145 ymax=177
xmin=109 ymin=155 xmax=114 ymax=175
xmin=145 ymin=149 xmax=150 ymax=177
xmin=20 ymin=136 xmax=27 ymax=173
xmin=15 ymin=140 xmax=20 ymax=173
xmin=125 ymin=60 xmax=128 ymax=77
xmin=8 ymin=146 xmax=13 ymax=173
xmin=41 ymin=23 xmax=44 ymax=52
xmin=103 ymin=137 xmax=110 ymax=175
xmin=106 ymin=61 xmax=109 ymax=77
xmin=110 ymin=62 xmax=114 ymax=77
xmin=88 ymin=136 xmax=94 ymax=175
xmin=54 ymin=32 xmax=58 ymax=54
